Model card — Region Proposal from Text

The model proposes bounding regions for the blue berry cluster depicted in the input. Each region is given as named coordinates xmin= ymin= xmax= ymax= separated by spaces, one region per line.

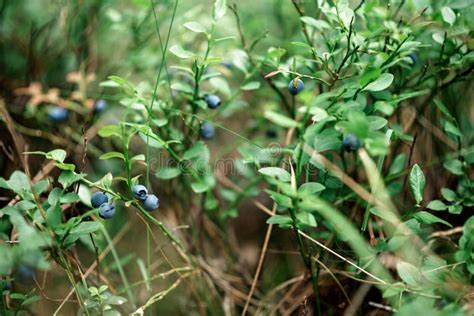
xmin=133 ymin=185 xmax=160 ymax=212
xmin=288 ymin=78 xmax=304 ymax=95
xmin=91 ymin=191 xmax=115 ymax=219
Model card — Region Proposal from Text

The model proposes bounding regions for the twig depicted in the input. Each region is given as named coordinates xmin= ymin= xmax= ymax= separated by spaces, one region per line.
xmin=429 ymin=226 xmax=464 ymax=238
xmin=241 ymin=203 xmax=277 ymax=315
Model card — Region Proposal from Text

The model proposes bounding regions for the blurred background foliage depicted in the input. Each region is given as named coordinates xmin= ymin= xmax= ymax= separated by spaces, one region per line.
xmin=0 ymin=0 xmax=473 ymax=315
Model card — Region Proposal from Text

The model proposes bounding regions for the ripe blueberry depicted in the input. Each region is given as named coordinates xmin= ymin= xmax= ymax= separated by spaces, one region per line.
xmin=204 ymin=94 xmax=221 ymax=109
xmin=143 ymin=194 xmax=159 ymax=212
xmin=200 ymin=122 xmax=215 ymax=140
xmin=133 ymin=185 xmax=148 ymax=201
xmin=99 ymin=203 xmax=115 ymax=219
xmin=94 ymin=99 xmax=107 ymax=113
xmin=408 ymin=53 xmax=417 ymax=64
xmin=342 ymin=134 xmax=361 ymax=152
xmin=47 ymin=106 xmax=69 ymax=122
xmin=266 ymin=129 xmax=278 ymax=139
xmin=288 ymin=78 xmax=304 ymax=95
xmin=91 ymin=191 xmax=108 ymax=208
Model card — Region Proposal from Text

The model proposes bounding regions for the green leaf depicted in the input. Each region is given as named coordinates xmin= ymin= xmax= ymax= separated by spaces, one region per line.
xmin=388 ymin=154 xmax=406 ymax=176
xmin=433 ymin=99 xmax=454 ymax=120
xmin=184 ymin=21 xmax=206 ymax=33
xmin=33 ymin=179 xmax=49 ymax=195
xmin=367 ymin=116 xmax=388 ymax=130
xmin=213 ymin=0 xmax=226 ymax=21
xmin=205 ymin=56 xmax=224 ymax=65
xmin=296 ymin=212 xmax=317 ymax=228
xmin=409 ymin=164 xmax=425 ymax=206
xmin=240 ymin=81 xmax=261 ymax=91
xmin=46 ymin=149 xmax=67 ymax=163
xmin=0 ymin=177 xmax=9 ymax=190
xmin=266 ymin=190 xmax=293 ymax=208
xmin=369 ymin=207 xmax=398 ymax=223
xmin=441 ymin=7 xmax=456 ymax=25
xmin=16 ymin=200 xmax=36 ymax=211
xmin=191 ymin=181 xmax=210 ymax=193
xmin=298 ymin=182 xmax=325 ymax=195
xmin=48 ymin=188 xmax=62 ymax=205
xmin=108 ymin=76 xmax=135 ymax=96
xmin=363 ymin=73 xmax=394 ymax=92
xmin=60 ymin=192 xmax=81 ymax=204
xmin=58 ymin=171 xmax=84 ymax=189
xmin=441 ymin=188 xmax=457 ymax=202
xmin=169 ymin=45 xmax=195 ymax=59
xmin=78 ymin=184 xmax=92 ymax=208
xmin=258 ymin=167 xmax=291 ymax=182
xmin=155 ymin=167 xmax=182 ymax=180
xmin=209 ymin=76 xmax=231 ymax=96
xmin=214 ymin=36 xmax=236 ymax=43
xmin=7 ymin=171 xmax=30 ymax=193
xmin=443 ymin=121 xmax=462 ymax=138
xmin=183 ymin=141 xmax=208 ymax=160
xmin=130 ymin=154 xmax=145 ymax=164
xmin=100 ymin=152 xmax=125 ymax=161
xmin=382 ymin=282 xmax=406 ymax=298
xmin=443 ymin=159 xmax=464 ymax=175
xmin=55 ymin=162 xmax=75 ymax=171
xmin=421 ymin=256 xmax=448 ymax=284
xmin=396 ymin=261 xmax=420 ymax=286
xmin=264 ymin=111 xmax=299 ymax=128
xmin=414 ymin=211 xmax=452 ymax=227
xmin=70 ymin=221 xmax=102 ymax=236
xmin=267 ymin=48 xmax=286 ymax=59
xmin=290 ymin=41 xmax=313 ymax=49
xmin=98 ymin=125 xmax=122 ymax=138
xmin=100 ymin=173 xmax=113 ymax=189
xmin=426 ymin=200 xmax=447 ymax=211
xmin=359 ymin=67 xmax=381 ymax=87
xmin=266 ymin=214 xmax=292 ymax=227
xmin=448 ymin=204 xmax=463 ymax=215
xmin=300 ymin=16 xmax=330 ymax=30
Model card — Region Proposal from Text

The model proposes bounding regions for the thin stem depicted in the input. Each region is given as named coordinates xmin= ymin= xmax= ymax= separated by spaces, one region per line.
xmin=146 ymin=0 xmax=179 ymax=186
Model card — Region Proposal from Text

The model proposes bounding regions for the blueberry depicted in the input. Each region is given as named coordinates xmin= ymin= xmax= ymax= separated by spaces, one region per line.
xmin=342 ymin=134 xmax=361 ymax=152
xmin=408 ymin=53 xmax=417 ymax=64
xmin=47 ymin=106 xmax=69 ymax=122
xmin=15 ymin=265 xmax=35 ymax=283
xmin=142 ymin=194 xmax=159 ymax=212
xmin=288 ymin=78 xmax=304 ymax=96
xmin=99 ymin=203 xmax=115 ymax=219
xmin=91 ymin=191 xmax=108 ymax=208
xmin=204 ymin=94 xmax=221 ymax=109
xmin=94 ymin=99 xmax=107 ymax=113
xmin=200 ymin=122 xmax=215 ymax=140
xmin=266 ymin=129 xmax=278 ymax=139
xmin=133 ymin=185 xmax=148 ymax=201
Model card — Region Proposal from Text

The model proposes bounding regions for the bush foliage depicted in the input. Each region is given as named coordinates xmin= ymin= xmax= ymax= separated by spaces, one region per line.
xmin=0 ymin=0 xmax=473 ymax=315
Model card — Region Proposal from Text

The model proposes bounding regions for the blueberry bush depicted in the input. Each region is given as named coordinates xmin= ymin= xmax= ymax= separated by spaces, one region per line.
xmin=0 ymin=0 xmax=473 ymax=315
